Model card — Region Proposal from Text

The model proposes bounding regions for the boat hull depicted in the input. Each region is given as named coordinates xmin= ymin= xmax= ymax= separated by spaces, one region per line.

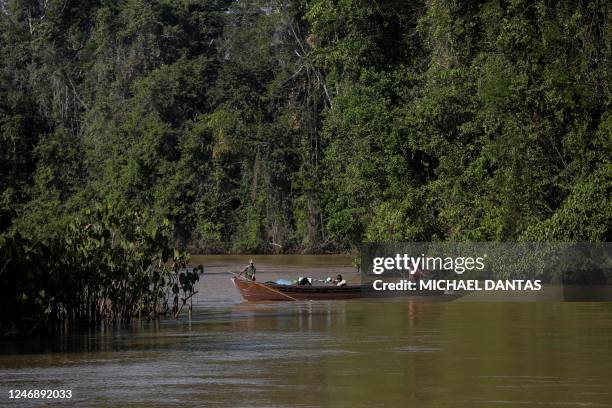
xmin=231 ymin=277 xmax=461 ymax=301
xmin=232 ymin=277 xmax=361 ymax=301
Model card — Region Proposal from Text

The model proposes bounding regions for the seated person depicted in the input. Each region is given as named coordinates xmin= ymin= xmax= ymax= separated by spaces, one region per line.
xmin=332 ymin=274 xmax=347 ymax=287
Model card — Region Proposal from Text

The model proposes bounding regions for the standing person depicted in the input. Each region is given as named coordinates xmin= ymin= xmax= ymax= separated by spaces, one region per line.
xmin=410 ymin=268 xmax=425 ymax=285
xmin=239 ymin=260 xmax=256 ymax=281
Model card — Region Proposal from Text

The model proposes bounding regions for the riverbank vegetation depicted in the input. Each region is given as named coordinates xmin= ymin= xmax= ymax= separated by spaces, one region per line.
xmin=0 ymin=203 xmax=198 ymax=337
xmin=0 ymin=1 xmax=609 ymax=335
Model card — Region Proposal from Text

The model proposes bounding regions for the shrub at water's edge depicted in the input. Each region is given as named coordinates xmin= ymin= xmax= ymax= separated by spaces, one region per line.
xmin=0 ymin=203 xmax=198 ymax=339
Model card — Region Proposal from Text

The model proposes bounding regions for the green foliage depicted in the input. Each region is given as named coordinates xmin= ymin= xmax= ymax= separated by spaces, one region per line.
xmin=0 ymin=203 xmax=191 ymax=338
xmin=315 ymin=0 xmax=610 ymax=244
xmin=522 ymin=165 xmax=612 ymax=241
xmin=0 ymin=0 xmax=609 ymax=257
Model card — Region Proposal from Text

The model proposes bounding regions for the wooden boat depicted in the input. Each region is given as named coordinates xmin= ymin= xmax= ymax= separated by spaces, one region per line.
xmin=231 ymin=276 xmax=462 ymax=301
xmin=232 ymin=277 xmax=361 ymax=301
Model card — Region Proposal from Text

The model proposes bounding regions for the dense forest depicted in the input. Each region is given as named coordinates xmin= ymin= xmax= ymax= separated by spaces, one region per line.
xmin=0 ymin=0 xmax=610 ymax=337
xmin=1 ymin=0 xmax=610 ymax=253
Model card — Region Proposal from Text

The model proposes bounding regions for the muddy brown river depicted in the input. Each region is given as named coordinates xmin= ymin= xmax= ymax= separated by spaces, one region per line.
xmin=1 ymin=255 xmax=612 ymax=407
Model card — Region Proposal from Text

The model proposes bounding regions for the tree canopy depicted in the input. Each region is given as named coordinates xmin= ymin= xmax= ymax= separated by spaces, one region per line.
xmin=1 ymin=0 xmax=610 ymax=252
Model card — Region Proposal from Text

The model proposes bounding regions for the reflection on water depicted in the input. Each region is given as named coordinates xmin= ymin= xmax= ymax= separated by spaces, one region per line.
xmin=1 ymin=256 xmax=612 ymax=407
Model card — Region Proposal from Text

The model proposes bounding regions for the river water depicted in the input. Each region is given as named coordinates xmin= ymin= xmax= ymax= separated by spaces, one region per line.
xmin=1 ymin=255 xmax=612 ymax=407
